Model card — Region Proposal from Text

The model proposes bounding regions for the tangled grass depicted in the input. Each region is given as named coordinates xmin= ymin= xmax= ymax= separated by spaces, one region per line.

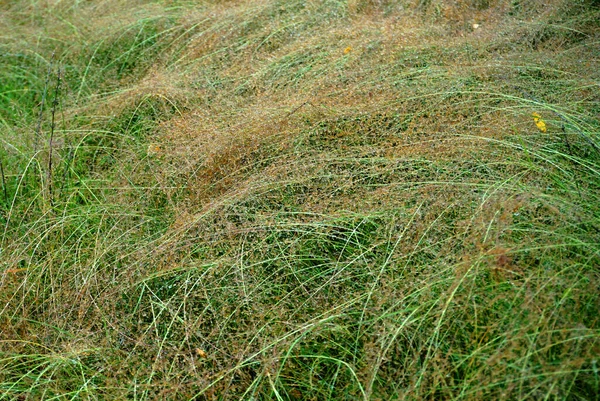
xmin=1 ymin=0 xmax=599 ymax=399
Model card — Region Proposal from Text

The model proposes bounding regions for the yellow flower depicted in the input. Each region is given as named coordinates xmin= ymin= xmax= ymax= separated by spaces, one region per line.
xmin=343 ymin=46 xmax=352 ymax=54
xmin=532 ymin=112 xmax=547 ymax=132
xmin=147 ymin=143 xmax=162 ymax=155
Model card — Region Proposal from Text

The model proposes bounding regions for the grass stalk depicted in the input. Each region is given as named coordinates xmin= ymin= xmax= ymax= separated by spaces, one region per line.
xmin=46 ymin=66 xmax=62 ymax=208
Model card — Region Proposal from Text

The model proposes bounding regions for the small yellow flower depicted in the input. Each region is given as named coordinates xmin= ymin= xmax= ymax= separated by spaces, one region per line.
xmin=343 ymin=46 xmax=352 ymax=54
xmin=532 ymin=112 xmax=547 ymax=132
xmin=147 ymin=143 xmax=162 ymax=155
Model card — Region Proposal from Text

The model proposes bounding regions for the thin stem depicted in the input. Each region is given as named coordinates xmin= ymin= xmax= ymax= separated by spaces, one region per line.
xmin=47 ymin=66 xmax=62 ymax=208
xmin=35 ymin=52 xmax=55 ymax=155
xmin=0 ymin=157 xmax=7 ymax=206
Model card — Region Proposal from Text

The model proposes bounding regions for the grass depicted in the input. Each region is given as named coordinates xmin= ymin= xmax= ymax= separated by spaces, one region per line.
xmin=1 ymin=0 xmax=599 ymax=399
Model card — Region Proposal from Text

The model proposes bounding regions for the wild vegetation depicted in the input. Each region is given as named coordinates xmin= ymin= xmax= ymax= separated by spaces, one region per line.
xmin=1 ymin=0 xmax=599 ymax=399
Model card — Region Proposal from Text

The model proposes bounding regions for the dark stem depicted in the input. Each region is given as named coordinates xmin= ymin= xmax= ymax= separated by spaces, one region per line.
xmin=47 ymin=66 xmax=62 ymax=208
xmin=35 ymin=52 xmax=55 ymax=154
xmin=0 ymin=157 xmax=7 ymax=206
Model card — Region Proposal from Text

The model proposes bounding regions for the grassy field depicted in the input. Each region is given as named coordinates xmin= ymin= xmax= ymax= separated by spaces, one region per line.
xmin=1 ymin=0 xmax=599 ymax=399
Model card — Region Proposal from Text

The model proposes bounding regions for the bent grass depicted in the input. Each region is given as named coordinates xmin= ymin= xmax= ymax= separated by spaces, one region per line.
xmin=1 ymin=0 xmax=599 ymax=399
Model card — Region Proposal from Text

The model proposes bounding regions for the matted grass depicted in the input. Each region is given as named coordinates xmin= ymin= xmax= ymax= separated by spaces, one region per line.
xmin=1 ymin=0 xmax=599 ymax=399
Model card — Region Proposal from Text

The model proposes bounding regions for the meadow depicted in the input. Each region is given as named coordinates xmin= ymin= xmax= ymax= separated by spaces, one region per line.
xmin=0 ymin=0 xmax=599 ymax=399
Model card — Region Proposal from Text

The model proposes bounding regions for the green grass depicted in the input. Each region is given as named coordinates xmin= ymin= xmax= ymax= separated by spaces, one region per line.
xmin=1 ymin=0 xmax=599 ymax=399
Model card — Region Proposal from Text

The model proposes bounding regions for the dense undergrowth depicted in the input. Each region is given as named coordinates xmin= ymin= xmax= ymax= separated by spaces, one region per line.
xmin=1 ymin=0 xmax=599 ymax=399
